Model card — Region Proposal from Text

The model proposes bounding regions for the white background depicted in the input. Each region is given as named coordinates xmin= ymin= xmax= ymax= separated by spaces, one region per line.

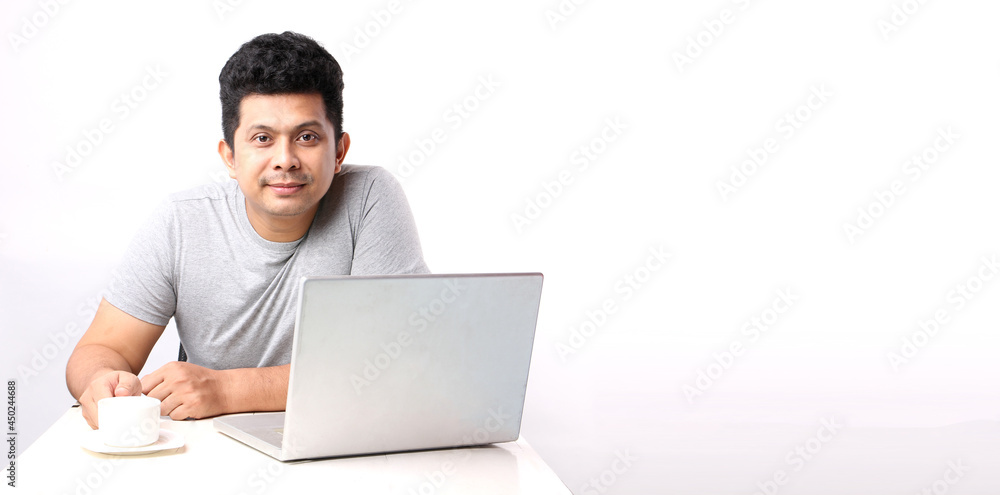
xmin=2 ymin=1 xmax=999 ymax=493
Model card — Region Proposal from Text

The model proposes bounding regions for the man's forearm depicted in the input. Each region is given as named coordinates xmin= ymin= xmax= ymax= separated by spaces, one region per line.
xmin=220 ymin=364 xmax=290 ymax=413
xmin=66 ymin=344 xmax=136 ymax=400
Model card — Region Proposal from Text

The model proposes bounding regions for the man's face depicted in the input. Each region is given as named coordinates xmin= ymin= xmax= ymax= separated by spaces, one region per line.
xmin=219 ymin=93 xmax=349 ymax=233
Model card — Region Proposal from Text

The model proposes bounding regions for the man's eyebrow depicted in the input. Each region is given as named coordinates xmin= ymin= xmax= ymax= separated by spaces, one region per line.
xmin=247 ymin=121 xmax=324 ymax=132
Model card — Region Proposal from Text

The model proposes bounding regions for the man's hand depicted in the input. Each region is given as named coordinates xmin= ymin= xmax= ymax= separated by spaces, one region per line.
xmin=66 ymin=298 xmax=167 ymax=429
xmin=141 ymin=361 xmax=233 ymax=420
xmin=79 ymin=370 xmax=143 ymax=429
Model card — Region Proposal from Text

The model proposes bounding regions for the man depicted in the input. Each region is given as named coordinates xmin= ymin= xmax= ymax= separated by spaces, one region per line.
xmin=66 ymin=32 xmax=428 ymax=429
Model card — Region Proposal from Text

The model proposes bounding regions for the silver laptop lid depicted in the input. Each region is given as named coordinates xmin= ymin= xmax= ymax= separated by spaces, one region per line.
xmin=281 ymin=273 xmax=543 ymax=460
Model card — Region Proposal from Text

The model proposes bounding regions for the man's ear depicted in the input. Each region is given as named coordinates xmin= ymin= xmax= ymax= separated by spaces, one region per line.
xmin=218 ymin=140 xmax=237 ymax=179
xmin=335 ymin=132 xmax=351 ymax=174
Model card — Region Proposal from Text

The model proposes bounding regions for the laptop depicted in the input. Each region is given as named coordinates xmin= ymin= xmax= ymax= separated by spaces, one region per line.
xmin=214 ymin=272 xmax=544 ymax=461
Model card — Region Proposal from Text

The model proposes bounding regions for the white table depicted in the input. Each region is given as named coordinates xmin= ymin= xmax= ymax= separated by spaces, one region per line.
xmin=17 ymin=407 xmax=570 ymax=494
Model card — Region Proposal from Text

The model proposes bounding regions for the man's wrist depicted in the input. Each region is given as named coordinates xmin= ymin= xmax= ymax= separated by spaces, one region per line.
xmin=217 ymin=368 xmax=241 ymax=415
xmin=215 ymin=365 xmax=289 ymax=414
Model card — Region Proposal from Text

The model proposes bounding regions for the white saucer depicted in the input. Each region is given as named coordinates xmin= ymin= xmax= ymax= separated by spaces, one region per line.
xmin=81 ymin=429 xmax=184 ymax=455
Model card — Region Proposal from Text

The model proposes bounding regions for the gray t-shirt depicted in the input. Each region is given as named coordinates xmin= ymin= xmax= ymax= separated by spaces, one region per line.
xmin=105 ymin=165 xmax=429 ymax=370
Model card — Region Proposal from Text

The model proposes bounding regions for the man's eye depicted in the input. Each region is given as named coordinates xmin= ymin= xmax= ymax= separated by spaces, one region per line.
xmin=253 ymin=135 xmax=270 ymax=143
xmin=299 ymin=133 xmax=316 ymax=142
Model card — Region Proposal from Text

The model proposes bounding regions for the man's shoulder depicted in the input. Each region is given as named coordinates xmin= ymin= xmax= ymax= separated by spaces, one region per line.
xmin=329 ymin=165 xmax=402 ymax=204
xmin=166 ymin=180 xmax=236 ymax=205
xmin=144 ymin=181 xmax=237 ymax=228
xmin=336 ymin=164 xmax=394 ymax=184
xmin=315 ymin=165 xmax=407 ymax=226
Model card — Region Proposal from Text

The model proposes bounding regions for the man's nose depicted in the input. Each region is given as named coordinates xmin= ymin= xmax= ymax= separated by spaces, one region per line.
xmin=272 ymin=139 xmax=300 ymax=170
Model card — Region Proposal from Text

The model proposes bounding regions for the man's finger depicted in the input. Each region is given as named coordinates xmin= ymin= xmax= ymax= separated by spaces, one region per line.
xmin=167 ymin=403 xmax=193 ymax=421
xmin=84 ymin=394 xmax=106 ymax=428
xmin=144 ymin=381 xmax=169 ymax=403
xmin=140 ymin=372 xmax=164 ymax=396
xmin=83 ymin=372 xmax=127 ymax=429
xmin=91 ymin=375 xmax=119 ymax=402
xmin=160 ymin=395 xmax=184 ymax=419
xmin=112 ymin=372 xmax=142 ymax=397
xmin=82 ymin=400 xmax=98 ymax=429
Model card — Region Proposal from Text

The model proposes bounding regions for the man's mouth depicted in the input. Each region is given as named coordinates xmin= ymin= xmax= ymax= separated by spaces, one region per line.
xmin=267 ymin=183 xmax=305 ymax=195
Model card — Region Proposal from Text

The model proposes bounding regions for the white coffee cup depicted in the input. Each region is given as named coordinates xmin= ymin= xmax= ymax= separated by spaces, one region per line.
xmin=98 ymin=396 xmax=161 ymax=447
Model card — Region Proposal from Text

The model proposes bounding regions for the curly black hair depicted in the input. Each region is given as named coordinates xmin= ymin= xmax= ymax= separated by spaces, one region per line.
xmin=219 ymin=31 xmax=345 ymax=150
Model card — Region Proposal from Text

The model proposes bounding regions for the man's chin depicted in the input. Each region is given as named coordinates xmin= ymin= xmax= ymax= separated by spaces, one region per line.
xmin=252 ymin=195 xmax=314 ymax=217
xmin=263 ymin=204 xmax=313 ymax=217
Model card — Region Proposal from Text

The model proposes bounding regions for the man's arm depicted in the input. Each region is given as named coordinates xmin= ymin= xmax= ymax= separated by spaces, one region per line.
xmin=69 ymin=299 xmax=291 ymax=427
xmin=66 ymin=298 xmax=165 ymax=428
xmin=140 ymin=362 xmax=288 ymax=420
xmin=350 ymin=167 xmax=429 ymax=275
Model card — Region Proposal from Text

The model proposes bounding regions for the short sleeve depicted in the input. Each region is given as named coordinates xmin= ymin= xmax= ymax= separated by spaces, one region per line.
xmin=104 ymin=200 xmax=178 ymax=326
xmin=350 ymin=167 xmax=430 ymax=275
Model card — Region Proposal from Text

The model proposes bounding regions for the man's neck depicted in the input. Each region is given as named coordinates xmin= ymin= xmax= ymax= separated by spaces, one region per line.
xmin=244 ymin=200 xmax=318 ymax=242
